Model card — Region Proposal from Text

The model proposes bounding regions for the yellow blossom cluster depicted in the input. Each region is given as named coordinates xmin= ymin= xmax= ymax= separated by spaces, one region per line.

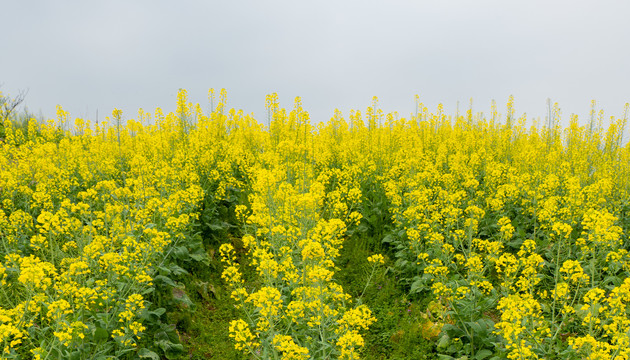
xmin=2 ymin=88 xmax=629 ymax=359
xmin=0 ymin=93 xmax=214 ymax=358
xmin=380 ymin=97 xmax=630 ymax=358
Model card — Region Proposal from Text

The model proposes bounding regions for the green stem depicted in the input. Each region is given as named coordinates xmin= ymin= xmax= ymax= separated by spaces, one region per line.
xmin=357 ymin=264 xmax=377 ymax=303
xmin=550 ymin=234 xmax=564 ymax=329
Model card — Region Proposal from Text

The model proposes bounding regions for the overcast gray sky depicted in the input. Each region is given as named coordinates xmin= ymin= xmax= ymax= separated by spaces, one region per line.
xmin=2 ymin=0 xmax=629 ymax=127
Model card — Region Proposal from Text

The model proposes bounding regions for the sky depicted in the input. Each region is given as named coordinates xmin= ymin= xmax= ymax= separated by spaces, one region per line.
xmin=1 ymin=0 xmax=629 ymax=128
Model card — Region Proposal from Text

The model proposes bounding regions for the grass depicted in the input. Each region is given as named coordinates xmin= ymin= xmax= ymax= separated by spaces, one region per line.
xmin=336 ymin=232 xmax=438 ymax=360
xmin=170 ymin=249 xmax=242 ymax=359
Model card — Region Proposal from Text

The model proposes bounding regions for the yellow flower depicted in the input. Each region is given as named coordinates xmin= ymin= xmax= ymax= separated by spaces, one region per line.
xmin=129 ymin=321 xmax=146 ymax=336
xmin=246 ymin=287 xmax=283 ymax=330
xmin=272 ymin=334 xmax=309 ymax=360
xmin=367 ymin=254 xmax=385 ymax=265
xmin=498 ymin=216 xmax=515 ymax=240
xmin=17 ymin=255 xmax=57 ymax=291
xmin=560 ymin=260 xmax=589 ymax=284
xmin=229 ymin=319 xmax=258 ymax=352
xmin=338 ymin=305 xmax=377 ymax=332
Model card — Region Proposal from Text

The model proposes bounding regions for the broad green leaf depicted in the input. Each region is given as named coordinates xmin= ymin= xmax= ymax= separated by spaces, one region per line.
xmin=138 ymin=348 xmax=160 ymax=360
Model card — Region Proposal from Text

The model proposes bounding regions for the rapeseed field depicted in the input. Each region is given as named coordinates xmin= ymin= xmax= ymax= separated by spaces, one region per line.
xmin=1 ymin=89 xmax=629 ymax=359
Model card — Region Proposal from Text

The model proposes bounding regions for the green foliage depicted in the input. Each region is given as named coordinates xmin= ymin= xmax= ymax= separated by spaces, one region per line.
xmin=337 ymin=233 xmax=439 ymax=359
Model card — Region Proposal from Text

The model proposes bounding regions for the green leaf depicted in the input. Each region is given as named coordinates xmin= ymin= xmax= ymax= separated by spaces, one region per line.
xmin=172 ymin=286 xmax=194 ymax=308
xmin=155 ymin=324 xmax=179 ymax=343
xmin=189 ymin=251 xmax=208 ymax=262
xmin=507 ymin=238 xmax=523 ymax=250
xmin=172 ymin=246 xmax=190 ymax=260
xmin=443 ymin=324 xmax=465 ymax=338
xmin=156 ymin=340 xmax=184 ymax=359
xmin=93 ymin=327 xmax=109 ymax=342
xmin=466 ymin=321 xmax=484 ymax=335
xmin=474 ymin=349 xmax=493 ymax=360
xmin=165 ymin=344 xmax=184 ymax=359
xmin=437 ymin=334 xmax=450 ymax=349
xmin=142 ymin=307 xmax=167 ymax=322
xmin=138 ymin=348 xmax=160 ymax=360
xmin=603 ymin=275 xmax=622 ymax=287
xmin=195 ymin=281 xmax=217 ymax=301
xmin=382 ymin=234 xmax=395 ymax=244
xmin=153 ymin=307 xmax=166 ymax=316
xmin=157 ymin=265 xmax=171 ymax=275
xmin=154 ymin=275 xmax=177 ymax=287
xmin=168 ymin=264 xmax=189 ymax=276
xmin=206 ymin=221 xmax=226 ymax=231
xmin=410 ymin=279 xmax=425 ymax=294
xmin=142 ymin=287 xmax=155 ymax=295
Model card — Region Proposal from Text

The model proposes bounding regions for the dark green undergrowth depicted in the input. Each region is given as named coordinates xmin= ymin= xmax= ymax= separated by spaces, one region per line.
xmin=170 ymin=248 xmax=242 ymax=360
xmin=336 ymin=233 xmax=438 ymax=360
